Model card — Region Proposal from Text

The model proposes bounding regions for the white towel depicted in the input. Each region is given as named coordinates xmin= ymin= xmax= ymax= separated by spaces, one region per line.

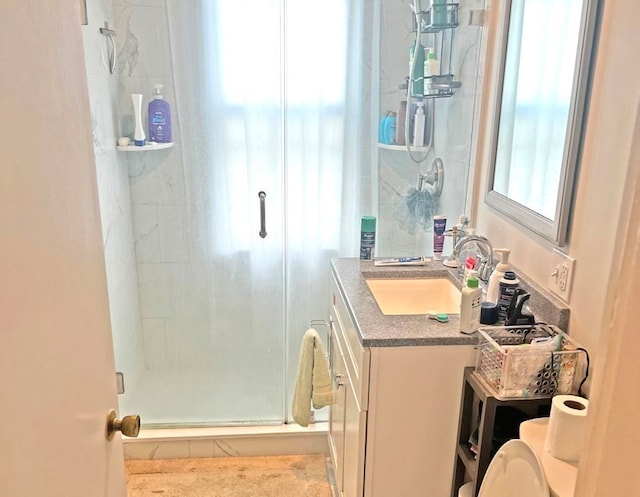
xmin=292 ymin=328 xmax=333 ymax=427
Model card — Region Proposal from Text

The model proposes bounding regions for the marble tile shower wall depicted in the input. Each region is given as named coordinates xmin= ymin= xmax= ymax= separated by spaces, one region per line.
xmin=81 ymin=0 xmax=144 ymax=397
xmin=377 ymin=0 xmax=485 ymax=257
xmin=113 ymin=0 xmax=206 ymax=372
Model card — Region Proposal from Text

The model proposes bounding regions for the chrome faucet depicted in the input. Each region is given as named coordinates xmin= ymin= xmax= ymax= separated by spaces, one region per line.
xmin=445 ymin=234 xmax=494 ymax=282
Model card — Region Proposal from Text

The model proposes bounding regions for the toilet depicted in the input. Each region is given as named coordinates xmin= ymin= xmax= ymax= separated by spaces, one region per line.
xmin=468 ymin=418 xmax=579 ymax=497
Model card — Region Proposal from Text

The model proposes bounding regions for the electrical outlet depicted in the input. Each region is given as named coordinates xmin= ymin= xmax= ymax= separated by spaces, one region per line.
xmin=548 ymin=249 xmax=575 ymax=303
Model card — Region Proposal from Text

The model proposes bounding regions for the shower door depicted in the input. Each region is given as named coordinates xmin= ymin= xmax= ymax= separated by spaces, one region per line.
xmin=127 ymin=163 xmax=287 ymax=426
xmin=126 ymin=150 xmax=288 ymax=425
xmin=114 ymin=0 xmax=356 ymax=426
xmin=114 ymin=0 xmax=289 ymax=426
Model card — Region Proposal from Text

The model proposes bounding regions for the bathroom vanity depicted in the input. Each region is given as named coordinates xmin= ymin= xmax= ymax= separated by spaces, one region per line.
xmin=327 ymin=257 xmax=569 ymax=497
xmin=328 ymin=258 xmax=477 ymax=497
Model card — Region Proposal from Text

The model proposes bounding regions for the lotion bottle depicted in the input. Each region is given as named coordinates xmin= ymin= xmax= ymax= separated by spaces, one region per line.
xmin=460 ymin=271 xmax=482 ymax=334
xmin=486 ymin=248 xmax=511 ymax=304
xmin=148 ymin=84 xmax=172 ymax=143
xmin=131 ymin=93 xmax=145 ymax=146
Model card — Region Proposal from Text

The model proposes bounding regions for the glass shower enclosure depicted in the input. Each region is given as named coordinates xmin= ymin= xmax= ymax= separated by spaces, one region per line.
xmin=89 ymin=0 xmax=370 ymax=427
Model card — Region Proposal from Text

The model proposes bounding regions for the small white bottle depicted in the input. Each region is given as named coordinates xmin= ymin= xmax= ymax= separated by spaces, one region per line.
xmin=426 ymin=52 xmax=440 ymax=76
xmin=486 ymin=248 xmax=511 ymax=304
xmin=131 ymin=93 xmax=146 ymax=146
xmin=460 ymin=271 xmax=482 ymax=334
xmin=413 ymin=102 xmax=425 ymax=147
xmin=423 ymin=47 xmax=432 ymax=77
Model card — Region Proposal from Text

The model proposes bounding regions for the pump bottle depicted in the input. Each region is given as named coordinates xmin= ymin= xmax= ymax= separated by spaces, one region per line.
xmin=486 ymin=248 xmax=511 ymax=304
xmin=148 ymin=84 xmax=172 ymax=143
xmin=460 ymin=271 xmax=482 ymax=334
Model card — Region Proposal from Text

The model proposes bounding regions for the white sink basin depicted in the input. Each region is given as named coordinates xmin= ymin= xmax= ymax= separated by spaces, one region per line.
xmin=365 ymin=277 xmax=461 ymax=315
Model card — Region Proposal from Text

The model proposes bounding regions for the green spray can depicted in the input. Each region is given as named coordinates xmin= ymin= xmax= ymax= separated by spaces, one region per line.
xmin=360 ymin=216 xmax=376 ymax=260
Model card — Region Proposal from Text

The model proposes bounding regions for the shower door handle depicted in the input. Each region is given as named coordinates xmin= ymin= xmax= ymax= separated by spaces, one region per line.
xmin=258 ymin=191 xmax=267 ymax=238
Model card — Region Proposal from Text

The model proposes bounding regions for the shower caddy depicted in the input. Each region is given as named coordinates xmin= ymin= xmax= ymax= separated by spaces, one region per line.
xmin=377 ymin=2 xmax=460 ymax=156
xmin=411 ymin=2 xmax=461 ymax=99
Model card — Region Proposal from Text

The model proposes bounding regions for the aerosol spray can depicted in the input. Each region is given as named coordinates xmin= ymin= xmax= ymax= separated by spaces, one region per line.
xmin=360 ymin=216 xmax=376 ymax=260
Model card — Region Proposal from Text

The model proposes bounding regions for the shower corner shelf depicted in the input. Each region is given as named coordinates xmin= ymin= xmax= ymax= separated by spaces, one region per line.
xmin=378 ymin=142 xmax=429 ymax=152
xmin=117 ymin=142 xmax=175 ymax=152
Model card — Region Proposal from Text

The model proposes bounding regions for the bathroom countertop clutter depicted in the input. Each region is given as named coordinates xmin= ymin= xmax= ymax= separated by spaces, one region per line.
xmin=331 ymin=257 xmax=570 ymax=347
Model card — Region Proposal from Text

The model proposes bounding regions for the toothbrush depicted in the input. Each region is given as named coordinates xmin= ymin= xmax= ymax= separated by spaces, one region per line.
xmin=427 ymin=312 xmax=449 ymax=323
xmin=373 ymin=256 xmax=430 ymax=266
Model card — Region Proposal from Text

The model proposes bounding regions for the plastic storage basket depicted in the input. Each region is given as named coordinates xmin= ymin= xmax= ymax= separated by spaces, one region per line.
xmin=475 ymin=324 xmax=584 ymax=399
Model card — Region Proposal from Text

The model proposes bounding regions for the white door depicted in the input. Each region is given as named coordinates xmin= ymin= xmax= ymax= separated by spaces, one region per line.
xmin=0 ymin=2 xmax=127 ymax=497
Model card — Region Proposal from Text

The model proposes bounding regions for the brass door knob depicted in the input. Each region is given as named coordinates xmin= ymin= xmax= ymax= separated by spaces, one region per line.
xmin=106 ymin=409 xmax=140 ymax=440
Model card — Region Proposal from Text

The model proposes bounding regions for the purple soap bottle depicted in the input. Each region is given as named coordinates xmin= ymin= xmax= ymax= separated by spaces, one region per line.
xmin=148 ymin=84 xmax=172 ymax=143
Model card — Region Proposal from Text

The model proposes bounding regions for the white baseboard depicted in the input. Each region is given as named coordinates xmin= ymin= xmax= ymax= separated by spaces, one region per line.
xmin=123 ymin=422 xmax=329 ymax=460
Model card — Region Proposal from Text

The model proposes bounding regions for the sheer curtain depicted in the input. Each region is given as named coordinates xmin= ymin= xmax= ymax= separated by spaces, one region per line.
xmin=166 ymin=0 xmax=372 ymax=423
xmin=494 ymin=0 xmax=582 ymax=219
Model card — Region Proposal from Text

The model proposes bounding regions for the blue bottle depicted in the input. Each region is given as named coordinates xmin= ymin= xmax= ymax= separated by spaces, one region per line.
xmin=148 ymin=84 xmax=172 ymax=143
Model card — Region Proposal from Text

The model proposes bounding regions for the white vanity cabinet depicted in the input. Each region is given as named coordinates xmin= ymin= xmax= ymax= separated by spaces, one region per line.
xmin=328 ymin=273 xmax=476 ymax=497
xmin=329 ymin=274 xmax=369 ymax=497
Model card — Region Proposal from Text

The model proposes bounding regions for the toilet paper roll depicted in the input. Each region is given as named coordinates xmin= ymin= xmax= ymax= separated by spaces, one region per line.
xmin=544 ymin=394 xmax=589 ymax=462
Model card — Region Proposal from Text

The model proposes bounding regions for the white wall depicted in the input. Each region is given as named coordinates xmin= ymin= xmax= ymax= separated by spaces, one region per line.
xmin=574 ymin=97 xmax=640 ymax=497
xmin=472 ymin=0 xmax=640 ymax=368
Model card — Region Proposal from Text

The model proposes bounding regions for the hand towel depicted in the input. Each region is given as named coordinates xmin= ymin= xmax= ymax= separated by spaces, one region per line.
xmin=292 ymin=328 xmax=334 ymax=427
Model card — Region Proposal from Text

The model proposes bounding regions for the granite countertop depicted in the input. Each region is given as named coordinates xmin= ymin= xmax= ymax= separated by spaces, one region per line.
xmin=331 ymin=257 xmax=477 ymax=347
xmin=331 ymin=257 xmax=570 ymax=348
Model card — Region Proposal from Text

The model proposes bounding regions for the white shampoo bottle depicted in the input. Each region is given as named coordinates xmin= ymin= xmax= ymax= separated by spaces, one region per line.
xmin=131 ymin=93 xmax=146 ymax=146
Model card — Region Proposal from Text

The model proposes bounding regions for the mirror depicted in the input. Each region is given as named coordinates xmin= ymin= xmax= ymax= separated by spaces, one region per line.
xmin=485 ymin=0 xmax=599 ymax=245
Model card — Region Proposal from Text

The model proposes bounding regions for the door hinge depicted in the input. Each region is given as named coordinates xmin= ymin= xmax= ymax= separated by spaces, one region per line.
xmin=468 ymin=9 xmax=485 ymax=26
xmin=116 ymin=372 xmax=125 ymax=394
xmin=80 ymin=0 xmax=88 ymax=25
